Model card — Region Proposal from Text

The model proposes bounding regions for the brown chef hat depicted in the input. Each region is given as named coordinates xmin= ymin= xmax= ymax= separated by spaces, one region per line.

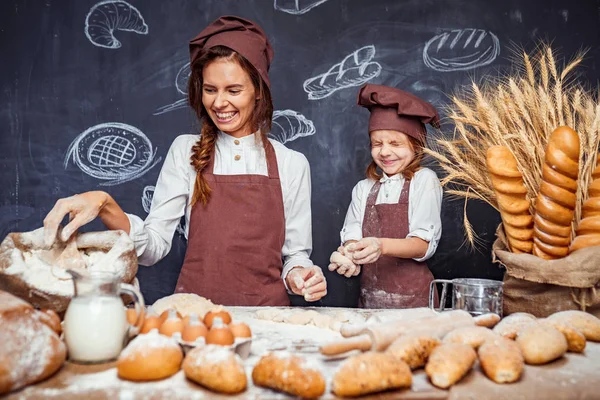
xmin=189 ymin=15 xmax=274 ymax=87
xmin=357 ymin=84 xmax=440 ymax=143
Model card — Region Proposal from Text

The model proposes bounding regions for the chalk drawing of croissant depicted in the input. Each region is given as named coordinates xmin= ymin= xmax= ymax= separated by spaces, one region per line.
xmin=271 ymin=110 xmax=316 ymax=144
xmin=85 ymin=0 xmax=148 ymax=49
xmin=423 ymin=28 xmax=500 ymax=72
xmin=274 ymin=0 xmax=329 ymax=15
xmin=141 ymin=185 xmax=185 ymax=235
xmin=303 ymin=45 xmax=382 ymax=100
xmin=154 ymin=62 xmax=191 ymax=116
xmin=64 ymin=122 xmax=161 ymax=186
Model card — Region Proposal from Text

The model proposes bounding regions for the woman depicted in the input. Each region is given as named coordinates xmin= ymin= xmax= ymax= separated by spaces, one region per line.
xmin=43 ymin=15 xmax=327 ymax=306
xmin=328 ymin=84 xmax=442 ymax=309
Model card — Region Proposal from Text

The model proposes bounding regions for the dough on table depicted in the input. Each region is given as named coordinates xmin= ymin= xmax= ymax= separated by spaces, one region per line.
xmin=254 ymin=308 xmax=366 ymax=331
xmin=151 ymin=293 xmax=222 ymax=319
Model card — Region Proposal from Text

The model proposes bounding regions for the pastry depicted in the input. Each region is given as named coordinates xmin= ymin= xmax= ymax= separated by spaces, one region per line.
xmin=183 ymin=345 xmax=247 ymax=394
xmin=516 ymin=322 xmax=567 ymax=364
xmin=425 ymin=343 xmax=477 ymax=389
xmin=478 ymin=336 xmax=524 ymax=383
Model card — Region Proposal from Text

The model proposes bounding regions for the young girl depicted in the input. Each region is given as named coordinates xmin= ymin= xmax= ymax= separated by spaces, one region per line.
xmin=43 ymin=16 xmax=327 ymax=306
xmin=329 ymin=84 xmax=442 ymax=309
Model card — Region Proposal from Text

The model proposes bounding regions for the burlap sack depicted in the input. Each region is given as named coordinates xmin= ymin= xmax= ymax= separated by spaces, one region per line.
xmin=492 ymin=224 xmax=600 ymax=318
xmin=0 ymin=227 xmax=138 ymax=314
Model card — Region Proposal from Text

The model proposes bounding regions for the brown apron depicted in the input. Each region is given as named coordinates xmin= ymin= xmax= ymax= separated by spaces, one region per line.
xmin=175 ymin=140 xmax=290 ymax=306
xmin=359 ymin=178 xmax=437 ymax=309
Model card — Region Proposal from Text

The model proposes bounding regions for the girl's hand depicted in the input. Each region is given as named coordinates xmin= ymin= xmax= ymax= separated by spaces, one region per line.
xmin=286 ymin=266 xmax=327 ymax=302
xmin=328 ymin=250 xmax=361 ymax=277
xmin=43 ymin=191 xmax=108 ymax=247
xmin=347 ymin=237 xmax=383 ymax=265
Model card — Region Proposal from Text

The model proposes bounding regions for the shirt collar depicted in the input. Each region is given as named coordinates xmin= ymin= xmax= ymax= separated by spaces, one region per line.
xmin=218 ymin=131 xmax=260 ymax=147
xmin=379 ymin=173 xmax=402 ymax=184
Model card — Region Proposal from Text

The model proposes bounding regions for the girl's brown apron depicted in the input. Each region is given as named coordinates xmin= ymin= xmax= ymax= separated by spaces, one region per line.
xmin=359 ymin=178 xmax=437 ymax=309
xmin=175 ymin=140 xmax=290 ymax=306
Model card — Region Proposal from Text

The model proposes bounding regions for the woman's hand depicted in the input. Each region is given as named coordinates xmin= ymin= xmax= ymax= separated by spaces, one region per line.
xmin=286 ymin=266 xmax=327 ymax=302
xmin=43 ymin=191 xmax=109 ymax=247
xmin=328 ymin=248 xmax=361 ymax=277
xmin=347 ymin=237 xmax=383 ymax=265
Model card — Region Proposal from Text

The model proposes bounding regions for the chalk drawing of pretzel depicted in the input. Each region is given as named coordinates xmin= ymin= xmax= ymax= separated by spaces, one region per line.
xmin=303 ymin=45 xmax=382 ymax=100
xmin=85 ymin=0 xmax=148 ymax=49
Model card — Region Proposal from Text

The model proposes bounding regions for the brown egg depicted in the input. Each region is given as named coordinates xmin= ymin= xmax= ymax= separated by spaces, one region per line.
xmin=126 ymin=307 xmax=145 ymax=329
xmin=204 ymin=309 xmax=232 ymax=328
xmin=205 ymin=318 xmax=235 ymax=346
xmin=182 ymin=312 xmax=198 ymax=326
xmin=159 ymin=310 xmax=185 ymax=337
xmin=39 ymin=308 xmax=62 ymax=335
xmin=181 ymin=314 xmax=208 ymax=342
xmin=229 ymin=322 xmax=252 ymax=338
xmin=160 ymin=309 xmax=182 ymax=323
xmin=141 ymin=315 xmax=162 ymax=334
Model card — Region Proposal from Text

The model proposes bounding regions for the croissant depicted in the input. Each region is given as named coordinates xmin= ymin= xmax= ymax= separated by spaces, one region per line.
xmin=486 ymin=146 xmax=533 ymax=253
xmin=570 ymin=158 xmax=600 ymax=252
xmin=533 ymin=126 xmax=580 ymax=259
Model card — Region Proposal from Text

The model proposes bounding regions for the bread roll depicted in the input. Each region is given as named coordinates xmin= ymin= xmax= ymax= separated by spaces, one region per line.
xmin=443 ymin=326 xmax=498 ymax=349
xmin=547 ymin=310 xmax=600 ymax=341
xmin=252 ymin=352 xmax=325 ymax=399
xmin=486 ymin=146 xmax=533 ymax=253
xmin=425 ymin=343 xmax=477 ymax=389
xmin=183 ymin=345 xmax=246 ymax=394
xmin=492 ymin=313 xmax=537 ymax=339
xmin=533 ymin=126 xmax=580 ymax=259
xmin=0 ymin=291 xmax=67 ymax=395
xmin=386 ymin=334 xmax=440 ymax=369
xmin=478 ymin=336 xmax=524 ymax=383
xmin=571 ymin=159 xmax=600 ymax=252
xmin=516 ymin=323 xmax=568 ymax=364
xmin=538 ymin=319 xmax=586 ymax=353
xmin=117 ymin=330 xmax=183 ymax=381
xmin=332 ymin=351 xmax=412 ymax=397
xmin=474 ymin=313 xmax=501 ymax=328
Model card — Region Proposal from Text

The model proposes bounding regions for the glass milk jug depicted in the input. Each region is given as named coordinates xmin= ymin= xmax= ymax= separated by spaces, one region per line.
xmin=63 ymin=270 xmax=145 ymax=363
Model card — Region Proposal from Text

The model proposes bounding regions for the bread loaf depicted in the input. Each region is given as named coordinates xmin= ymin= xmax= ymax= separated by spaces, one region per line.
xmin=443 ymin=326 xmax=498 ymax=349
xmin=425 ymin=343 xmax=477 ymax=389
xmin=474 ymin=313 xmax=501 ymax=328
xmin=386 ymin=334 xmax=440 ymax=369
xmin=478 ymin=336 xmax=524 ymax=383
xmin=571 ymin=159 xmax=600 ymax=252
xmin=539 ymin=318 xmax=586 ymax=353
xmin=183 ymin=345 xmax=247 ymax=394
xmin=486 ymin=146 xmax=533 ymax=253
xmin=547 ymin=310 xmax=600 ymax=342
xmin=252 ymin=352 xmax=325 ymax=399
xmin=117 ymin=330 xmax=183 ymax=381
xmin=492 ymin=313 xmax=536 ymax=340
xmin=0 ymin=291 xmax=66 ymax=395
xmin=332 ymin=351 xmax=412 ymax=397
xmin=516 ymin=323 xmax=568 ymax=364
xmin=532 ymin=126 xmax=580 ymax=259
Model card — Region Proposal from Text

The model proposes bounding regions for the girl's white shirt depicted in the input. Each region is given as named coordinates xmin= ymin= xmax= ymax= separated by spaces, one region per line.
xmin=340 ymin=168 xmax=443 ymax=262
xmin=126 ymin=133 xmax=313 ymax=288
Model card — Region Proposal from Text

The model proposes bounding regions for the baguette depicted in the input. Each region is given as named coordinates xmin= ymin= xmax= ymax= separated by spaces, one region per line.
xmin=492 ymin=313 xmax=536 ymax=340
xmin=443 ymin=326 xmax=498 ymax=349
xmin=332 ymin=352 xmax=412 ymax=397
xmin=425 ymin=343 xmax=476 ymax=389
xmin=474 ymin=313 xmax=501 ymax=328
xmin=547 ymin=310 xmax=600 ymax=342
xmin=571 ymin=159 xmax=600 ymax=252
xmin=516 ymin=323 xmax=567 ymax=364
xmin=533 ymin=126 xmax=580 ymax=259
xmin=486 ymin=146 xmax=533 ymax=253
xmin=478 ymin=337 xmax=524 ymax=383
xmin=386 ymin=334 xmax=440 ymax=369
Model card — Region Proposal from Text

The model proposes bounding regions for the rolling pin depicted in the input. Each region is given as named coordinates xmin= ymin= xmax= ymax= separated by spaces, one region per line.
xmin=321 ymin=310 xmax=475 ymax=356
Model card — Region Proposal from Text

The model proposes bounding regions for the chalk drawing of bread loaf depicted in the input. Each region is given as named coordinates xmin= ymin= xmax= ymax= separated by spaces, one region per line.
xmin=423 ymin=29 xmax=500 ymax=72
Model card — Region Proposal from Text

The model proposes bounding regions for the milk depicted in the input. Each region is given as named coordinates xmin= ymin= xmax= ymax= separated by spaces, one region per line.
xmin=63 ymin=295 xmax=129 ymax=363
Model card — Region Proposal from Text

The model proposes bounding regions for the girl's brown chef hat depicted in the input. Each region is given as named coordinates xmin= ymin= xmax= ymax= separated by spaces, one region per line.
xmin=189 ymin=15 xmax=274 ymax=88
xmin=357 ymin=83 xmax=440 ymax=143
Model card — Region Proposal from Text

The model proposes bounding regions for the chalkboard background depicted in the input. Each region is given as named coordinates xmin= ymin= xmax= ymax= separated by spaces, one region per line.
xmin=1 ymin=0 xmax=599 ymax=306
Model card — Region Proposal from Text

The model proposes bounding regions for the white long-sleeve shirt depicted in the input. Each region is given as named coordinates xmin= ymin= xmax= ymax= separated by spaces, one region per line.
xmin=126 ymin=133 xmax=314 ymax=288
xmin=340 ymin=168 xmax=443 ymax=262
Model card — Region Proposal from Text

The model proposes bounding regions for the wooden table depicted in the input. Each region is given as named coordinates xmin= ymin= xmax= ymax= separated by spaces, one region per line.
xmin=6 ymin=307 xmax=600 ymax=399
